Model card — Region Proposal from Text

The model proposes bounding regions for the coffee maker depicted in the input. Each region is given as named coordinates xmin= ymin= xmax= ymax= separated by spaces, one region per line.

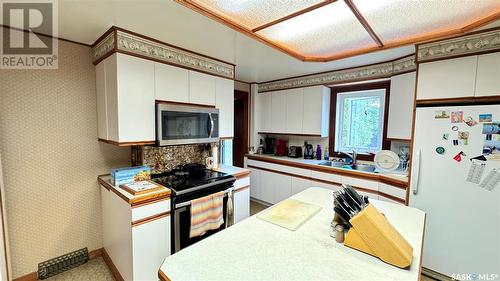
xmin=264 ymin=137 xmax=276 ymax=154
xmin=304 ymin=143 xmax=315 ymax=159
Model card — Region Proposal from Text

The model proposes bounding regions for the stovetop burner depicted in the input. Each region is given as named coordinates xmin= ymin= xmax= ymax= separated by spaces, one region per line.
xmin=151 ymin=164 xmax=235 ymax=196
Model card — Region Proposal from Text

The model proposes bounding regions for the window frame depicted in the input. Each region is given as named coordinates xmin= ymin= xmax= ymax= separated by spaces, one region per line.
xmin=328 ymin=81 xmax=391 ymax=161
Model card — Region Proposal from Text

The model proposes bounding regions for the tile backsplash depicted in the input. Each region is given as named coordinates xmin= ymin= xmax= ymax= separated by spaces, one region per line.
xmin=137 ymin=144 xmax=211 ymax=174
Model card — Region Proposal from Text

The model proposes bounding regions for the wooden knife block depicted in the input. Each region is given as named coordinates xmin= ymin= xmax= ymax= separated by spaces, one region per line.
xmin=344 ymin=204 xmax=413 ymax=268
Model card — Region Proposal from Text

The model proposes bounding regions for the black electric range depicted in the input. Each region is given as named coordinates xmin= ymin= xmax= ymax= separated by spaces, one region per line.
xmin=151 ymin=164 xmax=236 ymax=253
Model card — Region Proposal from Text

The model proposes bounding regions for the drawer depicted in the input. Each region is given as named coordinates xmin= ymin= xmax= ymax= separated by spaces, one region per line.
xmin=378 ymin=183 xmax=406 ymax=200
xmin=234 ymin=176 xmax=250 ymax=191
xmin=247 ymin=159 xmax=311 ymax=177
xmin=378 ymin=195 xmax=404 ymax=205
xmin=132 ymin=199 xmax=171 ymax=221
xmin=342 ymin=176 xmax=378 ymax=191
xmin=310 ymin=171 xmax=342 ymax=184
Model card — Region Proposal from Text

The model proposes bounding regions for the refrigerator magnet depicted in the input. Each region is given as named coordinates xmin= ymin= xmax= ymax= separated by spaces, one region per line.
xmin=453 ymin=139 xmax=459 ymax=146
xmin=479 ymin=114 xmax=492 ymax=122
xmin=464 ymin=116 xmax=477 ymax=127
xmin=435 ymin=110 xmax=450 ymax=119
xmin=452 ymin=126 xmax=459 ymax=131
xmin=453 ymin=151 xmax=466 ymax=162
xmin=436 ymin=147 xmax=445 ymax=155
xmin=451 ymin=111 xmax=463 ymax=123
xmin=458 ymin=131 xmax=469 ymax=145
xmin=442 ymin=133 xmax=449 ymax=140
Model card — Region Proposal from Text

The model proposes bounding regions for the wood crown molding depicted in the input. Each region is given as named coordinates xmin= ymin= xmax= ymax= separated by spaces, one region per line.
xmin=417 ymin=27 xmax=500 ymax=63
xmin=257 ymin=55 xmax=416 ymax=92
xmin=91 ymin=26 xmax=235 ymax=79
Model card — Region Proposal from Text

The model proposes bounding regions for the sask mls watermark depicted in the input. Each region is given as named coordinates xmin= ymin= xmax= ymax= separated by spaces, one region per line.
xmin=0 ymin=0 xmax=58 ymax=69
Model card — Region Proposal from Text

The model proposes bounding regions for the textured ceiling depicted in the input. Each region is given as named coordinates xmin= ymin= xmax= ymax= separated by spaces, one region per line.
xmin=179 ymin=0 xmax=500 ymax=61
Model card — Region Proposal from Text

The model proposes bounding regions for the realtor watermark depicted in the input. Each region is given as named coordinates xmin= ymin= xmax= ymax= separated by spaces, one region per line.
xmin=452 ymin=273 xmax=499 ymax=281
xmin=0 ymin=0 xmax=58 ymax=69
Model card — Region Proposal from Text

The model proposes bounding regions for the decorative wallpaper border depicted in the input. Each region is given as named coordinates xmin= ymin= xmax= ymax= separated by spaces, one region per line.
xmin=417 ymin=28 xmax=500 ymax=62
xmin=92 ymin=27 xmax=235 ymax=79
xmin=258 ymin=55 xmax=416 ymax=92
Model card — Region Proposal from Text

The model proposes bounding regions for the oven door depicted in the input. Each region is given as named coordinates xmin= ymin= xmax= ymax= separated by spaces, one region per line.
xmin=157 ymin=103 xmax=219 ymax=146
xmin=172 ymin=190 xmax=233 ymax=253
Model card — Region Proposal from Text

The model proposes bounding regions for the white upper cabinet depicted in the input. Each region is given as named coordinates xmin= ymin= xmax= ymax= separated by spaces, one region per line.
xmin=154 ymin=63 xmax=189 ymax=103
xmin=417 ymin=56 xmax=477 ymax=100
xmin=387 ymin=72 xmax=416 ymax=140
xmin=96 ymin=53 xmax=155 ymax=143
xmin=475 ymin=52 xmax=500 ymax=97
xmin=258 ymin=93 xmax=272 ymax=133
xmin=285 ymin=88 xmax=304 ymax=133
xmin=215 ymin=77 xmax=234 ymax=138
xmin=271 ymin=90 xmax=287 ymax=134
xmin=189 ymin=71 xmax=216 ymax=106
xmin=302 ymin=86 xmax=330 ymax=137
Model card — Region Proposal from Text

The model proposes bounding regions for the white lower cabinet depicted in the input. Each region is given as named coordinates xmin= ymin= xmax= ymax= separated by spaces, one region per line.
xmin=234 ymin=187 xmax=250 ymax=223
xmin=100 ymin=184 xmax=171 ymax=281
xmin=132 ymin=216 xmax=170 ymax=281
xmin=249 ymin=168 xmax=262 ymax=200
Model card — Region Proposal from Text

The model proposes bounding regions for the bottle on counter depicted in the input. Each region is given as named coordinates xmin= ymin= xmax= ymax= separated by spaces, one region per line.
xmin=324 ymin=146 xmax=329 ymax=160
xmin=316 ymin=144 xmax=322 ymax=160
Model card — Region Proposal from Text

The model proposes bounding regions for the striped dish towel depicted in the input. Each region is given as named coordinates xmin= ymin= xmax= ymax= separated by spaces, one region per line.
xmin=189 ymin=191 xmax=225 ymax=238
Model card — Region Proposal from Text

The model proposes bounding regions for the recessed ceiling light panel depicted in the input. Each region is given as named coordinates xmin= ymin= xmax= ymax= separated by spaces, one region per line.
xmin=192 ymin=0 xmax=325 ymax=30
xmin=256 ymin=1 xmax=377 ymax=58
xmin=353 ymin=0 xmax=500 ymax=43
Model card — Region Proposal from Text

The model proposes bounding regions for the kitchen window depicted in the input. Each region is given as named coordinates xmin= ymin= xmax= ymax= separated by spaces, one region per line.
xmin=329 ymin=82 xmax=390 ymax=159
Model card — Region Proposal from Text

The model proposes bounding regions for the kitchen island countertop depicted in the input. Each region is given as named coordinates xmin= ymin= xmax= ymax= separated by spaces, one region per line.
xmin=158 ymin=187 xmax=425 ymax=281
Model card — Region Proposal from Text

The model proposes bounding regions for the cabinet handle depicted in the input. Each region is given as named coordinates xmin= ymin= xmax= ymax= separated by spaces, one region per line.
xmin=411 ymin=149 xmax=421 ymax=195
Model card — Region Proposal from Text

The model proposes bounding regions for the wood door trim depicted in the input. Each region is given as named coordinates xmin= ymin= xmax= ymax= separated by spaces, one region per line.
xmin=98 ymin=138 xmax=156 ymax=147
xmin=246 ymin=155 xmax=408 ymax=188
xmin=257 ymin=132 xmax=323 ymax=137
xmin=155 ymin=100 xmax=216 ymax=108
xmin=102 ymin=248 xmax=124 ymax=281
xmin=251 ymin=0 xmax=336 ymax=32
xmin=131 ymin=211 xmax=170 ymax=227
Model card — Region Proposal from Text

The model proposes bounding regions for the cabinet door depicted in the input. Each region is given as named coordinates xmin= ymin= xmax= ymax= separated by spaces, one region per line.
xmin=291 ymin=177 xmax=311 ymax=195
xmin=285 ymin=88 xmax=304 ymax=134
xmin=417 ymin=56 xmax=477 ymax=100
xmin=96 ymin=62 xmax=108 ymax=140
xmin=271 ymin=90 xmax=287 ymax=134
xmin=233 ymin=188 xmax=250 ymax=224
xmin=116 ymin=54 xmax=155 ymax=142
xmin=475 ymin=52 xmax=500 ymax=97
xmin=249 ymin=168 xmax=262 ymax=200
xmin=216 ymin=78 xmax=234 ymax=138
xmin=132 ymin=216 xmax=171 ymax=281
xmin=189 ymin=71 xmax=216 ymax=105
xmin=259 ymin=170 xmax=276 ymax=204
xmin=302 ymin=86 xmax=329 ymax=136
xmin=387 ymin=72 xmax=416 ymax=140
xmin=154 ymin=63 xmax=189 ymax=102
xmin=259 ymin=93 xmax=272 ymax=132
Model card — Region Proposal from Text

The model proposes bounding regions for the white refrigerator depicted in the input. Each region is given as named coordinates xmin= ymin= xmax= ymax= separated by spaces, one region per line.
xmin=410 ymin=104 xmax=500 ymax=278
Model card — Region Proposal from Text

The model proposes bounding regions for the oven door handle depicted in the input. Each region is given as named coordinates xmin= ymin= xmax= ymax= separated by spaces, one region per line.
xmin=208 ymin=113 xmax=214 ymax=138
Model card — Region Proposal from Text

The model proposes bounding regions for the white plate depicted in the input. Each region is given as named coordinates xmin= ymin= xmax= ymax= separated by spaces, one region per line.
xmin=374 ymin=150 xmax=400 ymax=172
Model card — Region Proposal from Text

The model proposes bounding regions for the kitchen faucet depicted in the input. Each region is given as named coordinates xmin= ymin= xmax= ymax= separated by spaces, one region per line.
xmin=338 ymin=150 xmax=357 ymax=165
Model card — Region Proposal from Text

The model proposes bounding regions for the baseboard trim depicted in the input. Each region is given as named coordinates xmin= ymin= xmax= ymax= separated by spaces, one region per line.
xmin=101 ymin=248 xmax=124 ymax=281
xmin=13 ymin=247 xmax=105 ymax=281
xmin=422 ymin=267 xmax=453 ymax=281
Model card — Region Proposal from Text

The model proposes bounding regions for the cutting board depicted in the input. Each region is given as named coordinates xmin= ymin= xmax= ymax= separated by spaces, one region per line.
xmin=257 ymin=199 xmax=322 ymax=231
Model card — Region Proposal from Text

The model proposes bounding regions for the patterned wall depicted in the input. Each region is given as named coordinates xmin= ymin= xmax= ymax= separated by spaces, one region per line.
xmin=0 ymin=34 xmax=130 ymax=278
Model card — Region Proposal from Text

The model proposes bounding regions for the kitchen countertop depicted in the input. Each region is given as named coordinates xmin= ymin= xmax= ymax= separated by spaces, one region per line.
xmin=211 ymin=164 xmax=251 ymax=178
xmin=98 ymin=175 xmax=171 ymax=206
xmin=246 ymin=154 xmax=408 ymax=185
xmin=158 ymin=187 xmax=425 ymax=281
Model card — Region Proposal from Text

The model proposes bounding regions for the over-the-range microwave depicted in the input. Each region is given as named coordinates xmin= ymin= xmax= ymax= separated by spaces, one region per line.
xmin=156 ymin=103 xmax=219 ymax=146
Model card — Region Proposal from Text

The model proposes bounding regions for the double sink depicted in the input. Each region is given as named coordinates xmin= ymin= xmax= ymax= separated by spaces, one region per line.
xmin=317 ymin=160 xmax=376 ymax=173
